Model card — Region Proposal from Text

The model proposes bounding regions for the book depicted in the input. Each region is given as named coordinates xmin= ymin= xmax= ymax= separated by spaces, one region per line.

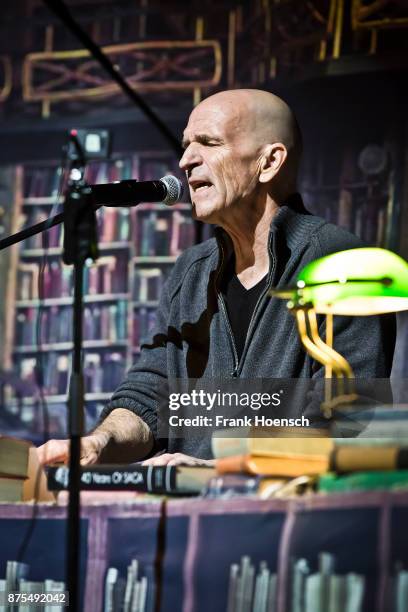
xmin=47 ymin=464 xmax=215 ymax=495
xmin=18 ymin=580 xmax=44 ymax=612
xmin=124 ymin=560 xmax=138 ymax=612
xmin=6 ymin=561 xmax=29 ymax=604
xmin=291 ymin=554 xmax=364 ymax=612
xmin=318 ymin=470 xmax=408 ymax=493
xmin=330 ymin=446 xmax=408 ymax=472
xmin=334 ymin=437 xmax=408 ymax=447
xmin=104 ymin=559 xmax=149 ymax=612
xmin=0 ymin=579 xmax=6 ymax=612
xmin=328 ymin=575 xmax=346 ymax=612
xmin=44 ymin=579 xmax=65 ymax=612
xmin=23 ymin=446 xmax=55 ymax=503
xmin=17 ymin=263 xmax=40 ymax=300
xmin=212 ymin=427 xmax=333 ymax=459
xmin=104 ymin=567 xmax=118 ymax=612
xmin=345 ymin=573 xmax=364 ymax=612
xmin=0 ymin=436 xmax=30 ymax=478
xmin=227 ymin=557 xmax=276 ymax=612
xmin=291 ymin=558 xmax=310 ymax=612
xmin=217 ymin=445 xmax=408 ymax=478
xmin=396 ymin=571 xmax=408 ymax=612
xmin=134 ymin=268 xmax=162 ymax=302
xmin=0 ymin=477 xmax=25 ymax=502
xmin=305 ymin=574 xmax=323 ymax=612
xmin=216 ymin=454 xmax=330 ymax=478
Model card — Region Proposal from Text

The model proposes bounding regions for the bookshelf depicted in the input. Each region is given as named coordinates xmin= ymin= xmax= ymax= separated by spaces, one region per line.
xmin=299 ymin=140 xmax=399 ymax=249
xmin=1 ymin=493 xmax=406 ymax=612
xmin=2 ymin=152 xmax=195 ymax=442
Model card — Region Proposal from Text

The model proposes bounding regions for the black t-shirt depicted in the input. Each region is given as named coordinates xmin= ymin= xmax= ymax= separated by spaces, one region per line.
xmin=220 ymin=255 xmax=267 ymax=361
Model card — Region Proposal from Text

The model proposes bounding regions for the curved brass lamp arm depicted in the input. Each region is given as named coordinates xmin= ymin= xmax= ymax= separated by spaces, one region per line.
xmin=295 ymin=309 xmax=344 ymax=376
xmin=306 ymin=309 xmax=358 ymax=415
xmin=295 ymin=308 xmax=358 ymax=418
xmin=306 ymin=309 xmax=354 ymax=378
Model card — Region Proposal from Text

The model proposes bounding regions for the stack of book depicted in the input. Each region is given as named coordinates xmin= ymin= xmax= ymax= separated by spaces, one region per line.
xmin=319 ymin=406 xmax=408 ymax=493
xmin=0 ymin=437 xmax=53 ymax=503
xmin=290 ymin=552 xmax=365 ymax=612
xmin=0 ymin=437 xmax=30 ymax=502
xmin=104 ymin=559 xmax=149 ymax=612
xmin=212 ymin=409 xmax=408 ymax=496
xmin=226 ymin=556 xmax=277 ymax=612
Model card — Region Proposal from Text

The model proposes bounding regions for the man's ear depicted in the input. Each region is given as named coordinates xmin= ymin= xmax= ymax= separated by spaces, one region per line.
xmin=259 ymin=143 xmax=288 ymax=184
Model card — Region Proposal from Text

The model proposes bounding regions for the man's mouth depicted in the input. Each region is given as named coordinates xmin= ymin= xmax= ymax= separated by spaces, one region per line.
xmin=189 ymin=180 xmax=213 ymax=193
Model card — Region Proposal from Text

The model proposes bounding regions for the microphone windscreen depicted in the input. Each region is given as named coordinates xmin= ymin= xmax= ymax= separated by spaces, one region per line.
xmin=160 ymin=175 xmax=184 ymax=205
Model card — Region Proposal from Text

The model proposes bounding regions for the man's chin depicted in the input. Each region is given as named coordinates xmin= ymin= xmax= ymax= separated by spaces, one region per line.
xmin=191 ymin=207 xmax=218 ymax=225
xmin=191 ymin=201 xmax=220 ymax=224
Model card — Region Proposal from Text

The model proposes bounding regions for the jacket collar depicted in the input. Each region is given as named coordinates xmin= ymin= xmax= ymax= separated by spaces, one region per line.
xmin=212 ymin=193 xmax=323 ymax=288
xmin=214 ymin=193 xmax=319 ymax=258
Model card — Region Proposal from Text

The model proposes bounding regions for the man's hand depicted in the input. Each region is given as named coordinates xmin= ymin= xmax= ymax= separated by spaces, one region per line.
xmin=37 ymin=433 xmax=109 ymax=467
xmin=37 ymin=410 xmax=154 ymax=465
xmin=142 ymin=452 xmax=214 ymax=467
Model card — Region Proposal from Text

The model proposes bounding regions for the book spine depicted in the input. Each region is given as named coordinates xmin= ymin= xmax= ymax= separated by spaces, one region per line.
xmin=216 ymin=455 xmax=249 ymax=475
xmin=318 ymin=470 xmax=408 ymax=493
xmin=216 ymin=454 xmax=328 ymax=477
xmin=47 ymin=465 xmax=177 ymax=493
xmin=396 ymin=571 xmax=408 ymax=612
xmin=330 ymin=446 xmax=402 ymax=472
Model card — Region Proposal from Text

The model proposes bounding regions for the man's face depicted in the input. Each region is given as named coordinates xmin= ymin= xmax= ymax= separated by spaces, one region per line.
xmin=179 ymin=99 xmax=263 ymax=223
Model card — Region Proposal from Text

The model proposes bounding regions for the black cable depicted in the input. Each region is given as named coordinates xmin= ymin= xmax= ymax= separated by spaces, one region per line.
xmin=42 ymin=0 xmax=183 ymax=158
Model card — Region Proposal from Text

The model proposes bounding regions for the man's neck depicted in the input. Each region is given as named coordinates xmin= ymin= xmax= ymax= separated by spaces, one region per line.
xmin=220 ymin=201 xmax=278 ymax=289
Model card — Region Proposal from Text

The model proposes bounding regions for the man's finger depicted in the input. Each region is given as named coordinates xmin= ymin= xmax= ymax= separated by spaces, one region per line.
xmin=142 ymin=454 xmax=173 ymax=466
xmin=80 ymin=452 xmax=98 ymax=466
xmin=37 ymin=441 xmax=69 ymax=466
xmin=167 ymin=457 xmax=198 ymax=466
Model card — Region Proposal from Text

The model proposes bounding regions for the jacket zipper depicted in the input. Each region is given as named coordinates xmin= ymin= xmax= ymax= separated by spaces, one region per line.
xmin=235 ymin=234 xmax=276 ymax=377
xmin=215 ymin=242 xmax=240 ymax=376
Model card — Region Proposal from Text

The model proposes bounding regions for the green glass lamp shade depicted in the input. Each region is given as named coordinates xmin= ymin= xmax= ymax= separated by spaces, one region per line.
xmin=274 ymin=248 xmax=408 ymax=315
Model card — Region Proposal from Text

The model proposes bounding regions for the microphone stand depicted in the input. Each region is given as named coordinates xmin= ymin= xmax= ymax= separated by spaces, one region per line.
xmin=0 ymin=213 xmax=64 ymax=251
xmin=62 ymin=135 xmax=98 ymax=612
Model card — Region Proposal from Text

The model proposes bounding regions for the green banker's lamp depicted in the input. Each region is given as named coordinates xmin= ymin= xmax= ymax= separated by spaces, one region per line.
xmin=270 ymin=247 xmax=408 ymax=417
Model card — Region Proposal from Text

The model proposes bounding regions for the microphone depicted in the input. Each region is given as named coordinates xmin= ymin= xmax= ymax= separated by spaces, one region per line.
xmin=90 ymin=175 xmax=184 ymax=207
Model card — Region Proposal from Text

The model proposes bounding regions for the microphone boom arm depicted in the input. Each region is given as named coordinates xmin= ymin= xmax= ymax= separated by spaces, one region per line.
xmin=0 ymin=175 xmax=183 ymax=251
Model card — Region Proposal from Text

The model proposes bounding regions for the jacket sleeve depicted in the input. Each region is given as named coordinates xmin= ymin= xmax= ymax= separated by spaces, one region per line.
xmin=98 ymin=274 xmax=172 ymax=440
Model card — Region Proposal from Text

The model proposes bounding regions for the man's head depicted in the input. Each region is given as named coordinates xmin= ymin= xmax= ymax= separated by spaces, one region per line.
xmin=179 ymin=88 xmax=302 ymax=224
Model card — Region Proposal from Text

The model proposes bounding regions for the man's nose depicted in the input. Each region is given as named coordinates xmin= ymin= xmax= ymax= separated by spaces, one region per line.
xmin=179 ymin=144 xmax=202 ymax=172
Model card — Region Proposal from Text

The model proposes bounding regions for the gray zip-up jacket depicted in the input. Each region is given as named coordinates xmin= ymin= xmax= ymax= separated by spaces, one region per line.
xmin=101 ymin=201 xmax=396 ymax=458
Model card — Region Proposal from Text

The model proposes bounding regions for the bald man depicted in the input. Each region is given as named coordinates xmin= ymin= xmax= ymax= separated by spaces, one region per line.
xmin=38 ymin=89 xmax=395 ymax=467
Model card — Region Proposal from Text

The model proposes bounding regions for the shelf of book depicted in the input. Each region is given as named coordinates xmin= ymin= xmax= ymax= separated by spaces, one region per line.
xmin=13 ymin=341 xmax=129 ymax=353
xmin=21 ymin=199 xmax=192 ymax=212
xmin=299 ymin=143 xmax=399 ymax=249
xmin=16 ymin=293 xmax=130 ymax=308
xmin=20 ymin=243 xmax=132 ymax=258
xmin=2 ymin=152 xmax=196 ymax=441
xmin=1 ymin=492 xmax=408 ymax=612
xmin=7 ymin=392 xmax=113 ymax=406
xmin=132 ymin=256 xmax=178 ymax=264
xmin=132 ymin=301 xmax=159 ymax=309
